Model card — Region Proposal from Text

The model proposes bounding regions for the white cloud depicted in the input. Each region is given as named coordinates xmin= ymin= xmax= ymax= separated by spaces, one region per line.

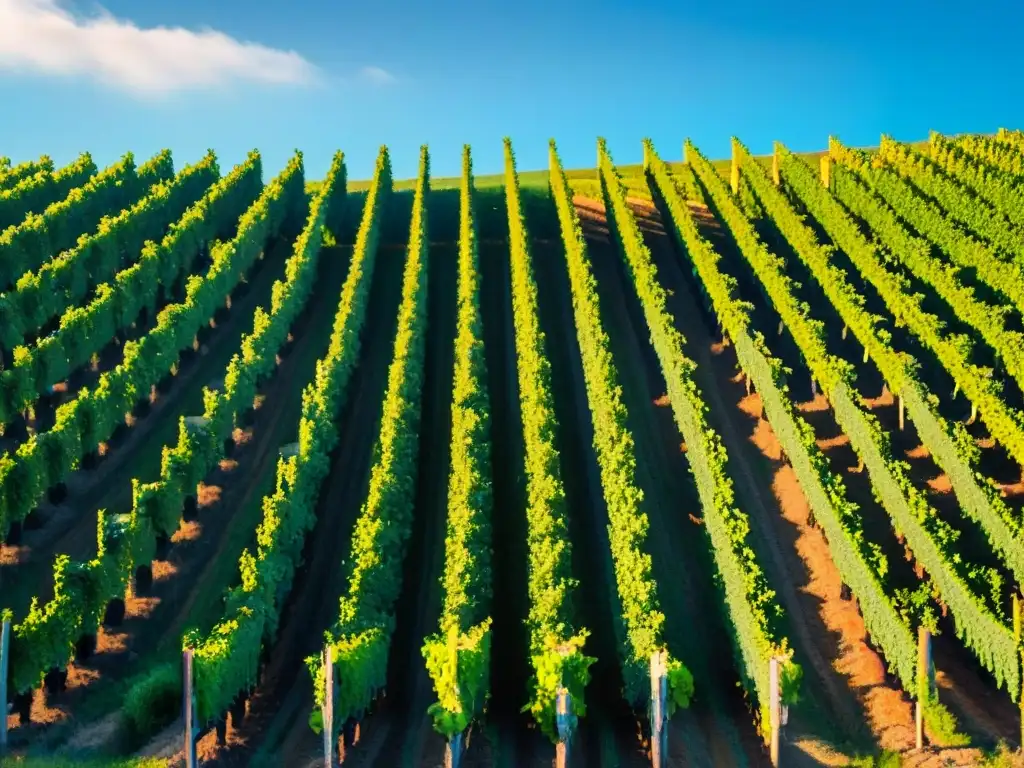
xmin=0 ymin=0 xmax=319 ymax=95
xmin=358 ymin=66 xmax=395 ymax=85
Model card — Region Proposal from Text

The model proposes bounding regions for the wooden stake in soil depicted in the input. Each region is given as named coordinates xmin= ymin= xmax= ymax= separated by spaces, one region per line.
xmin=184 ymin=648 xmax=198 ymax=768
xmin=772 ymin=149 xmax=781 ymax=187
xmin=1014 ymin=593 xmax=1023 ymax=747
xmin=446 ymin=731 xmax=463 ymax=768
xmin=0 ymin=618 xmax=10 ymax=754
xmin=769 ymin=656 xmax=781 ymax=767
xmin=322 ymin=645 xmax=335 ymax=767
xmin=915 ymin=627 xmax=933 ymax=750
xmin=650 ymin=650 xmax=668 ymax=768
xmin=820 ymin=155 xmax=831 ymax=189
xmin=899 ymin=396 xmax=905 ymax=432
xmin=556 ymin=685 xmax=573 ymax=768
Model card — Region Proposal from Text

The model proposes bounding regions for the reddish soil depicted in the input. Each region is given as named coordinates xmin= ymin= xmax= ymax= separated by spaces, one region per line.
xmin=693 ymin=180 xmax=1023 ymax=757
xmin=530 ymin=226 xmax=652 ymax=768
xmin=0 ymin=240 xmax=289 ymax=615
xmin=0 ymin=244 xmax=220 ymax=452
xmin=595 ymin=191 xmax=1002 ymax=764
xmin=575 ymin=195 xmax=768 ymax=767
xmin=755 ymin=194 xmax=1024 ymax=751
xmin=2 ymin=244 xmax=348 ymax=748
xmin=633 ymin=197 xmax=915 ymax=752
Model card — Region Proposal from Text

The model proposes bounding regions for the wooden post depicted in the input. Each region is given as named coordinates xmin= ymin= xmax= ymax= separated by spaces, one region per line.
xmin=899 ymin=396 xmax=905 ymax=432
xmin=772 ymin=149 xmax=781 ymax=186
xmin=184 ymin=648 xmax=198 ymax=768
xmin=778 ymin=320 xmax=784 ymax=337
xmin=745 ymin=373 xmax=752 ymax=397
xmin=915 ymin=627 xmax=932 ymax=750
xmin=0 ymin=618 xmax=10 ymax=754
xmin=968 ymin=403 xmax=977 ymax=425
xmin=841 ymin=324 xmax=847 ymax=340
xmin=1014 ymin=593 xmax=1023 ymax=748
xmin=731 ymin=147 xmax=740 ymax=196
xmin=556 ymin=686 xmax=572 ymax=768
xmin=323 ymin=645 xmax=335 ymax=768
xmin=650 ymin=650 xmax=668 ymax=768
xmin=863 ymin=347 xmax=869 ymax=364
xmin=810 ymin=376 xmax=817 ymax=398
xmin=820 ymin=155 xmax=831 ymax=189
xmin=446 ymin=731 xmax=463 ymax=768
xmin=769 ymin=657 xmax=781 ymax=767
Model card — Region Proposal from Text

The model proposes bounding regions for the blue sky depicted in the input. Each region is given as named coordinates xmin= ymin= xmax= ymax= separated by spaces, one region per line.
xmin=0 ymin=0 xmax=1021 ymax=182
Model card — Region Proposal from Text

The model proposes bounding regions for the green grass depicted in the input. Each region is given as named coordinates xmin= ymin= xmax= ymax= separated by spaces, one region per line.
xmin=309 ymin=137 xmax=942 ymax=198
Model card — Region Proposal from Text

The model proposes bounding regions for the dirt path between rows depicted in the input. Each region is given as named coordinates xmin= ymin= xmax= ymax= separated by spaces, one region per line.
xmin=3 ymin=246 xmax=352 ymax=754
xmin=686 ymin=182 xmax=1018 ymax=761
xmin=0 ymin=237 xmax=290 ymax=615
xmin=475 ymin=228 xmax=551 ymax=767
xmin=186 ymin=240 xmax=408 ymax=767
xmin=530 ymin=224 xmax=651 ymax=768
xmin=575 ymin=195 xmax=767 ymax=768
xmin=746 ymin=189 xmax=1024 ymax=754
xmin=344 ymin=242 xmax=458 ymax=768
xmin=630 ymin=197 xmax=882 ymax=752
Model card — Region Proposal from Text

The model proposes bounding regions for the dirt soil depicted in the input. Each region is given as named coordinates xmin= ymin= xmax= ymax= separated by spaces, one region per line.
xmin=0 ymin=239 xmax=290 ymax=616
xmin=575 ymin=195 xmax=770 ymax=767
xmin=179 ymin=239 xmax=408 ymax=767
xmin=641 ymin=196 xmax=928 ymax=755
xmin=2 ymin=245 xmax=349 ymax=750
xmin=744 ymin=191 xmax=1024 ymax=753
xmin=530 ymin=224 xmax=651 ymax=768
xmin=685 ymin=184 xmax=1021 ymax=760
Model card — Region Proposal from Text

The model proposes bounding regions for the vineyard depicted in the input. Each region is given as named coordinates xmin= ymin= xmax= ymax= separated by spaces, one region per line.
xmin=2 ymin=131 xmax=1024 ymax=768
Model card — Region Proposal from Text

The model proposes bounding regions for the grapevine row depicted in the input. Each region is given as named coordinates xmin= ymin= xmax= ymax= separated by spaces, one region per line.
xmin=0 ymin=156 xmax=54 ymax=192
xmin=762 ymin=142 xmax=1024 ymax=584
xmin=484 ymin=139 xmax=593 ymax=739
xmin=0 ymin=151 xmax=210 ymax=357
xmin=875 ymin=136 xmax=1023 ymax=260
xmin=926 ymin=132 xmax=1024 ymax=228
xmin=0 ymin=153 xmax=96 ymax=232
xmin=419 ymin=145 xmax=499 ymax=739
xmin=995 ymin=128 xmax=1024 ymax=153
xmin=552 ymin=139 xmax=680 ymax=717
xmin=600 ymin=139 xmax=799 ymax=729
xmin=0 ymin=151 xmax=271 ymax=540
xmin=187 ymin=146 xmax=391 ymax=727
xmin=5 ymin=153 xmax=308 ymax=697
xmin=953 ymin=133 xmax=1024 ymax=177
xmin=0 ymin=151 xmax=168 ymax=291
xmin=643 ymin=139 xmax=925 ymax=695
xmin=307 ymin=146 xmax=428 ymax=729
xmin=688 ymin=139 xmax=1021 ymax=701
xmin=0 ymin=153 xmax=254 ymax=431
xmin=828 ymin=138 xmax=1024 ymax=361
xmin=825 ymin=155 xmax=1024 ymax=419
xmin=133 ymin=149 xmax=345 ymax=559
